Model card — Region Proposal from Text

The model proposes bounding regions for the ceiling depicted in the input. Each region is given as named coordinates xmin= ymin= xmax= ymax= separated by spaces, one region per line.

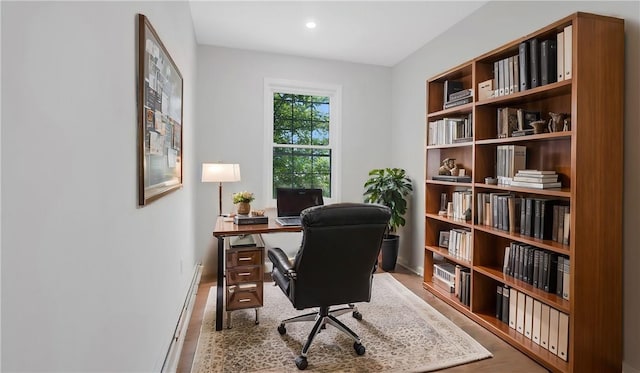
xmin=189 ymin=1 xmax=488 ymax=67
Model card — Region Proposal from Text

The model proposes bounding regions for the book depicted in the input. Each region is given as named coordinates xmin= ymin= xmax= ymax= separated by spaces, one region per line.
xmin=508 ymin=287 xmax=518 ymax=330
xmin=532 ymin=250 xmax=541 ymax=288
xmin=564 ymin=25 xmax=573 ymax=79
xmin=509 ymin=180 xmax=562 ymax=189
xmin=501 ymin=286 xmax=510 ymax=324
xmin=530 ymin=38 xmax=540 ymax=88
xmin=493 ymin=61 xmax=500 ymax=97
xmin=448 ymin=88 xmax=473 ymax=102
xmin=563 ymin=211 xmax=571 ymax=245
xmin=518 ymin=41 xmax=530 ymax=91
xmin=545 ymin=253 xmax=559 ymax=293
xmin=558 ymin=312 xmax=570 ymax=361
xmin=557 ymin=31 xmax=565 ymax=81
xmin=517 ymin=169 xmax=557 ymax=175
xmin=431 ymin=175 xmax=472 ymax=183
xmin=443 ymin=96 xmax=472 ymax=109
xmin=540 ymin=39 xmax=557 ymax=85
xmin=540 ymin=303 xmax=550 ymax=350
xmin=556 ymin=256 xmax=564 ymax=297
xmin=513 ymin=175 xmax=559 ymax=183
xmin=562 ymin=258 xmax=570 ymax=300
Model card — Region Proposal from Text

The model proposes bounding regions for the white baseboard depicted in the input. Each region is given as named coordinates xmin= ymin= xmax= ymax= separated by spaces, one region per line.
xmin=161 ymin=263 xmax=203 ymax=372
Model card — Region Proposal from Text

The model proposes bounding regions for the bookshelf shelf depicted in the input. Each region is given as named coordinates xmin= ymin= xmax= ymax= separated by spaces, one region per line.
xmin=423 ymin=12 xmax=624 ymax=372
xmin=476 ymin=79 xmax=572 ymax=107
xmin=474 ymin=265 xmax=570 ymax=313
xmin=425 ymin=213 xmax=472 ymax=229
xmin=425 ymin=141 xmax=473 ymax=150
xmin=425 ymin=244 xmax=471 ymax=267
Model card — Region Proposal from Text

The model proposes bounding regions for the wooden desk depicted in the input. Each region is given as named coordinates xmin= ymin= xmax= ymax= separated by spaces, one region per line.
xmin=212 ymin=217 xmax=302 ymax=331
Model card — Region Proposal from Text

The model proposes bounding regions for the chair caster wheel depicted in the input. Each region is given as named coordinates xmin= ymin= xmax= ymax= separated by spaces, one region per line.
xmin=277 ymin=324 xmax=286 ymax=335
xmin=352 ymin=311 xmax=363 ymax=320
xmin=354 ymin=342 xmax=366 ymax=355
xmin=295 ymin=356 xmax=308 ymax=370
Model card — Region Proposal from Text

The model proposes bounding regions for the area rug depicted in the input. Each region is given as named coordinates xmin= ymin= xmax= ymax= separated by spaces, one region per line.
xmin=191 ymin=273 xmax=492 ymax=372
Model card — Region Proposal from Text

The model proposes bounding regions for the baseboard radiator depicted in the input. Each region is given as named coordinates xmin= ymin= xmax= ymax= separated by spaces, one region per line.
xmin=161 ymin=263 xmax=203 ymax=372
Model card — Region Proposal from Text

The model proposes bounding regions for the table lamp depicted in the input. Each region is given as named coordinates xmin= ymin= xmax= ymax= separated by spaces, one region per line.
xmin=202 ymin=163 xmax=241 ymax=216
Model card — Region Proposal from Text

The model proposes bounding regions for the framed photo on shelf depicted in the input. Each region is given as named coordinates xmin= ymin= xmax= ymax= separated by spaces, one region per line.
xmin=137 ymin=14 xmax=183 ymax=206
xmin=438 ymin=231 xmax=450 ymax=248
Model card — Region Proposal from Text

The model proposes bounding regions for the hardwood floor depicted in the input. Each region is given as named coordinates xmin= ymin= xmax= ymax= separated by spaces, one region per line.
xmin=177 ymin=266 xmax=548 ymax=372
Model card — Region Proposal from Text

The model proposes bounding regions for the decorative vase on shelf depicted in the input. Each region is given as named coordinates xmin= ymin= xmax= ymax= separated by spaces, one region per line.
xmin=237 ymin=202 xmax=251 ymax=215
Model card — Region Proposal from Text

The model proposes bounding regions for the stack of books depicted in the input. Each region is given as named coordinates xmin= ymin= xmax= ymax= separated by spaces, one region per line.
xmin=510 ymin=170 xmax=561 ymax=189
xmin=442 ymin=80 xmax=473 ymax=109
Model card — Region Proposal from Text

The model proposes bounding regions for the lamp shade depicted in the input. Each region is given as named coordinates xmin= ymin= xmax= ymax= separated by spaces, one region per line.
xmin=201 ymin=163 xmax=241 ymax=183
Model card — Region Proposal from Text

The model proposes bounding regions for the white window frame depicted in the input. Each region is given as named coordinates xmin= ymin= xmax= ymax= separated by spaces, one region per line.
xmin=264 ymin=78 xmax=342 ymax=206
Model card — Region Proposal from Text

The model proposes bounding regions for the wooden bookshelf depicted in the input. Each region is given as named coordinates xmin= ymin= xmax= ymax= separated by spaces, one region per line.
xmin=423 ymin=12 xmax=623 ymax=373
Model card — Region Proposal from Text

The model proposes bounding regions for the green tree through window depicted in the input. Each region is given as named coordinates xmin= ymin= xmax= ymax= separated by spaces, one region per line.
xmin=272 ymin=93 xmax=331 ymax=198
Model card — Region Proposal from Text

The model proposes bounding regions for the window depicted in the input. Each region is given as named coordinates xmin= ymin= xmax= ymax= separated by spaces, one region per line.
xmin=264 ymin=79 xmax=341 ymax=204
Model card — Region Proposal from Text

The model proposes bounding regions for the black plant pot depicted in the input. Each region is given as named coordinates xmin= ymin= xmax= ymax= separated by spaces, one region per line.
xmin=380 ymin=234 xmax=399 ymax=271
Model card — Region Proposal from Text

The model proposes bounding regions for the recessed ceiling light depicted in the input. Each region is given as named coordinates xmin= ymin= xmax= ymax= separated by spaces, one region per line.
xmin=305 ymin=21 xmax=316 ymax=29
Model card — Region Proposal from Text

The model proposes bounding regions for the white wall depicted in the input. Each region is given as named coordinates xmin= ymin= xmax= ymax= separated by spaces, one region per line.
xmin=390 ymin=1 xmax=640 ymax=371
xmin=1 ymin=1 xmax=198 ymax=371
xmin=195 ymin=46 xmax=392 ymax=267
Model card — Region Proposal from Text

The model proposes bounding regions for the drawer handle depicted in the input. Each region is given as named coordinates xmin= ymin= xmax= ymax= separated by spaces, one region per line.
xmin=239 ymin=298 xmax=251 ymax=302
xmin=239 ymin=257 xmax=252 ymax=261
xmin=238 ymin=272 xmax=251 ymax=276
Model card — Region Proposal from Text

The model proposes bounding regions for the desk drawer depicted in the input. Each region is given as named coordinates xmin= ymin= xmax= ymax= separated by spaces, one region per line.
xmin=226 ymin=249 xmax=262 ymax=268
xmin=226 ymin=283 xmax=263 ymax=310
xmin=227 ymin=266 xmax=262 ymax=284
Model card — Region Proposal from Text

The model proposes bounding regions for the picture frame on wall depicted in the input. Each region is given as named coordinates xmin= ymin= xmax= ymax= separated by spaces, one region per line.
xmin=137 ymin=13 xmax=183 ymax=206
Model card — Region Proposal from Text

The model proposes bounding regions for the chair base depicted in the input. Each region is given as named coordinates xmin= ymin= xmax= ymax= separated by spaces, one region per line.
xmin=277 ymin=304 xmax=365 ymax=370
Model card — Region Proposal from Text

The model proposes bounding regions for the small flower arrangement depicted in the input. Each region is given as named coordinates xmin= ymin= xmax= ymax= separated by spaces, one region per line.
xmin=232 ymin=191 xmax=255 ymax=204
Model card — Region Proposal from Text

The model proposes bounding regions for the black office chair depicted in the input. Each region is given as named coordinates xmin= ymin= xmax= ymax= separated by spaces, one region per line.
xmin=267 ymin=202 xmax=391 ymax=370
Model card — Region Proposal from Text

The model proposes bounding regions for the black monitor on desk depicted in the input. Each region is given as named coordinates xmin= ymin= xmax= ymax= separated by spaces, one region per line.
xmin=276 ymin=188 xmax=324 ymax=218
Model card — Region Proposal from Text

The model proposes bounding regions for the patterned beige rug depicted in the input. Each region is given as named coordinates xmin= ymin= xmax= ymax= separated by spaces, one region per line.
xmin=191 ymin=273 xmax=491 ymax=372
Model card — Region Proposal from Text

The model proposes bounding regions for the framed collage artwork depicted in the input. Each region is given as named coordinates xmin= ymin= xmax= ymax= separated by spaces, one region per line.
xmin=137 ymin=14 xmax=183 ymax=206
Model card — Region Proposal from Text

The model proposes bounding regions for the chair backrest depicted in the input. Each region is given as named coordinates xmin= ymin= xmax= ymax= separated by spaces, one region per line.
xmin=290 ymin=203 xmax=391 ymax=309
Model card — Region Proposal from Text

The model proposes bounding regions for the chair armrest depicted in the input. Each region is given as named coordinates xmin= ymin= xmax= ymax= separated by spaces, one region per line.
xmin=267 ymin=247 xmax=296 ymax=278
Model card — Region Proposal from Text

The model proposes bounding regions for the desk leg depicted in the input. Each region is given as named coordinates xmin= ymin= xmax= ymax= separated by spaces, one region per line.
xmin=215 ymin=236 xmax=224 ymax=331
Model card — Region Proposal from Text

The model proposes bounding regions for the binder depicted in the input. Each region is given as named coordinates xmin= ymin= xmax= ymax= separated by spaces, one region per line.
xmin=540 ymin=303 xmax=550 ymax=350
xmin=557 ymin=31 xmax=565 ymax=81
xmin=499 ymin=58 xmax=506 ymax=96
xmin=532 ymin=300 xmax=542 ymax=345
xmin=524 ymin=295 xmax=534 ymax=339
xmin=509 ymin=287 xmax=518 ymax=329
xmin=518 ymin=42 xmax=530 ymax=91
xmin=516 ymin=291 xmax=526 ymax=334
xmin=508 ymin=56 xmax=515 ymax=94
xmin=529 ymin=38 xmax=540 ymax=88
xmin=564 ymin=25 xmax=573 ymax=79
xmin=548 ymin=307 xmax=560 ymax=355
xmin=513 ymin=54 xmax=520 ymax=93
xmin=494 ymin=61 xmax=500 ymax=97
xmin=496 ymin=285 xmax=503 ymax=319
xmin=502 ymin=286 xmax=510 ymax=324
xmin=558 ymin=312 xmax=570 ymax=361
xmin=540 ymin=39 xmax=557 ymax=85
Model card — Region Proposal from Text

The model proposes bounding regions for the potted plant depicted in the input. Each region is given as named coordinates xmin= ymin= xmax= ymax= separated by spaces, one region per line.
xmin=232 ymin=191 xmax=255 ymax=215
xmin=363 ymin=168 xmax=413 ymax=271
